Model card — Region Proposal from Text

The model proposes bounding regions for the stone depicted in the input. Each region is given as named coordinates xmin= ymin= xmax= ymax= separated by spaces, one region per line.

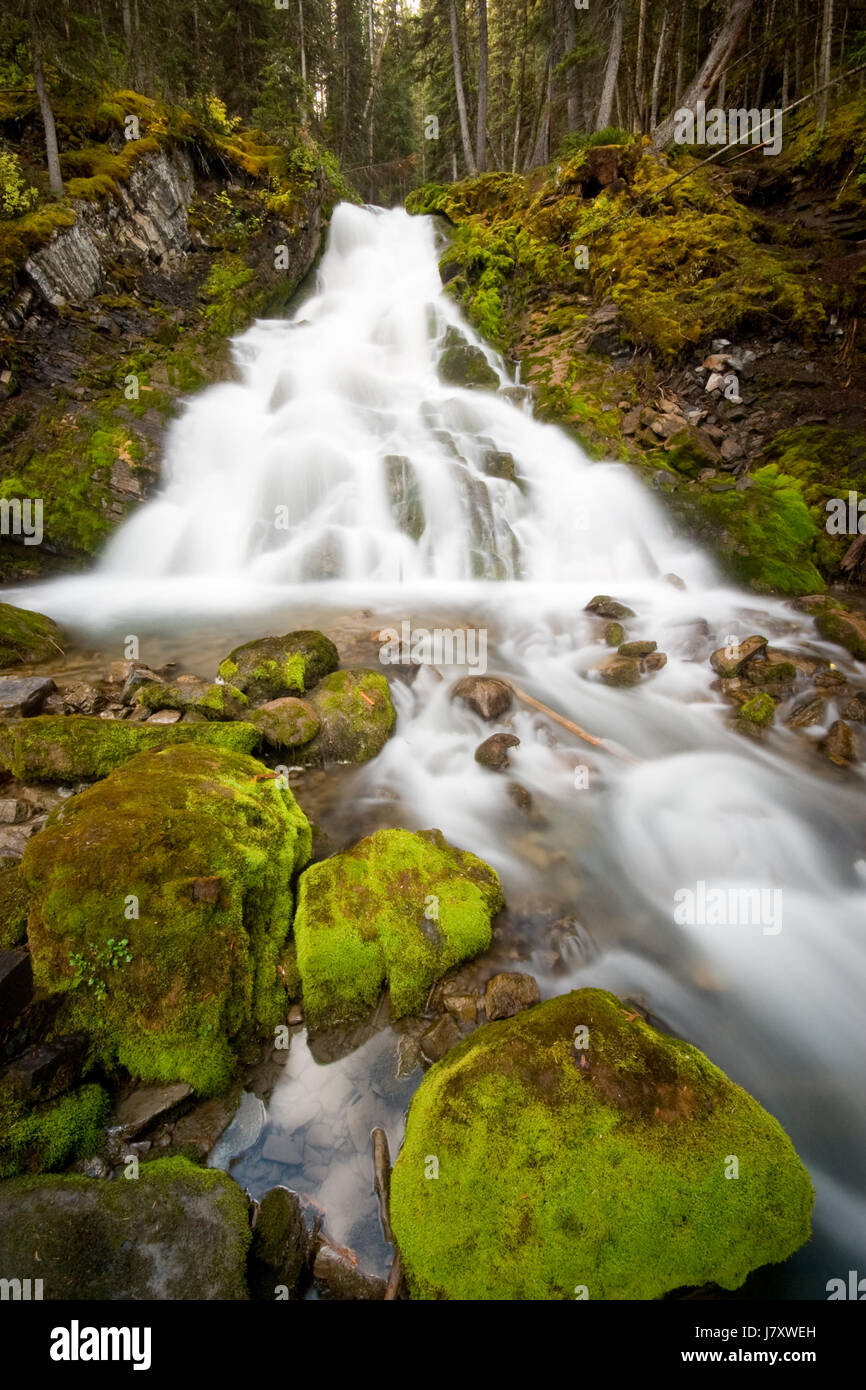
xmin=111 ymin=1082 xmax=194 ymax=1141
xmin=294 ymin=670 xmax=396 ymax=765
xmin=451 ymin=676 xmax=513 ymax=720
xmin=484 ymin=971 xmax=541 ymax=1021
xmin=0 ymin=603 xmax=64 ymax=670
xmin=642 ymin=652 xmax=668 ymax=673
xmin=439 ymin=341 xmax=498 ymax=390
xmin=169 ymin=1092 xmax=240 ymax=1161
xmin=0 ymin=948 xmax=33 ymax=1028
xmin=482 ymin=450 xmax=518 ymax=483
xmin=120 ymin=667 xmax=163 ymax=703
xmin=709 ymin=635 xmax=768 ymax=678
xmin=650 ymin=414 xmax=683 ymax=440
xmin=0 ymin=799 xmax=30 ymax=825
xmin=0 ymin=1157 xmax=251 ymax=1299
xmin=822 ymin=721 xmax=859 ymax=767
xmin=618 ymin=640 xmax=657 ymax=658
xmin=0 ymin=676 xmax=56 ymax=717
xmin=442 ymin=991 xmax=478 ymax=1025
xmin=599 ymin=656 xmax=641 ymax=687
xmin=420 ymin=1013 xmax=461 ymax=1064
xmin=621 ymin=409 xmax=641 ymax=436
xmin=584 ymin=595 xmax=635 ymax=620
xmin=3 ymin=1036 xmax=85 ymax=1102
xmin=603 ymin=621 xmax=625 ymax=645
xmin=248 ymin=697 xmax=320 ymax=751
xmin=786 ymin=696 xmax=827 ymax=730
xmin=474 ymin=732 xmax=519 ymax=771
xmin=218 ymin=630 xmax=339 ymax=703
xmin=145 ymin=708 xmax=183 ymax=724
xmin=313 ymin=1240 xmax=387 ymax=1300
xmin=248 ymin=1186 xmax=321 ymax=1300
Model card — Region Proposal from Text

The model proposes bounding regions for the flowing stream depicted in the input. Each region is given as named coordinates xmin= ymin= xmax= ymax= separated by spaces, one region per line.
xmin=10 ymin=203 xmax=866 ymax=1296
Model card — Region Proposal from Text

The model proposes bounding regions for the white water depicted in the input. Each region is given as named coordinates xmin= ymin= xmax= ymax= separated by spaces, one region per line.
xmin=10 ymin=204 xmax=866 ymax=1293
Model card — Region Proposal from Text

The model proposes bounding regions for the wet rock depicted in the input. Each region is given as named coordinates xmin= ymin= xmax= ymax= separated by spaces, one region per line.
xmin=0 ymin=676 xmax=56 ymax=717
xmin=839 ymin=695 xmax=866 ymax=722
xmin=136 ymin=677 xmax=249 ymax=721
xmin=0 ymin=714 xmax=261 ymax=782
xmin=2 ymin=1035 xmax=85 ymax=1102
xmin=650 ymin=414 xmax=684 ymax=440
xmin=506 ymin=782 xmax=534 ymax=814
xmin=313 ymin=1239 xmax=387 ymax=1300
xmin=618 ymin=640 xmax=657 ymax=658
xmin=821 ymin=720 xmax=859 ymax=767
xmin=0 ymin=1157 xmax=251 ymax=1299
xmin=294 ymin=669 xmax=396 ymax=765
xmin=786 ymin=696 xmax=827 ymax=729
xmin=0 ymin=603 xmax=64 ymax=670
xmin=642 ymin=652 xmax=668 ymax=673
xmin=483 ymin=971 xmax=540 ymax=1021
xmin=169 ymin=1091 xmax=240 ymax=1162
xmin=482 ymin=450 xmax=518 ymax=483
xmin=111 ymin=1082 xmax=193 ymax=1142
xmin=603 ymin=621 xmax=625 ymax=645
xmin=800 ymin=597 xmax=866 ymax=661
xmin=439 ymin=340 xmax=498 ymax=390
xmin=385 ymin=455 xmax=425 ymax=539
xmin=585 ymin=595 xmax=635 ymax=620
xmin=451 ymin=676 xmax=513 ymax=720
xmin=442 ymin=989 xmax=478 ymax=1025
xmin=248 ymin=696 xmax=320 ymax=751
xmin=0 ymin=799 xmax=30 ymax=825
xmin=599 ymin=656 xmax=641 ymax=687
xmin=420 ymin=1012 xmax=461 ymax=1064
xmin=0 ymin=948 xmax=33 ymax=1028
xmin=145 ymin=708 xmax=183 ymax=724
xmin=120 ymin=666 xmax=164 ymax=704
xmin=474 ymin=732 xmax=519 ymax=771
xmin=813 ymin=669 xmax=849 ymax=693
xmin=621 ymin=409 xmax=641 ymax=436
xmin=736 ymin=692 xmax=775 ymax=736
xmin=218 ymin=630 xmax=339 ymax=703
xmin=709 ymin=635 xmax=768 ymax=678
xmin=206 ymin=1090 xmax=266 ymax=1170
xmin=0 ymin=863 xmax=28 ymax=948
xmin=249 ymin=1186 xmax=321 ymax=1300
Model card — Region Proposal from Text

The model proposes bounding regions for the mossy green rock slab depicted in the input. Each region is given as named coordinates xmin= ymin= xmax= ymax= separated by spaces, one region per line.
xmin=0 ymin=602 xmax=64 ymax=669
xmin=0 ymin=1084 xmax=109 ymax=1180
xmin=294 ymin=827 xmax=503 ymax=1027
xmin=218 ymin=630 xmax=339 ymax=702
xmin=0 ymin=1157 xmax=251 ymax=1299
xmin=135 ymin=679 xmax=249 ymax=720
xmin=0 ymin=864 xmax=28 ymax=948
xmin=390 ymin=989 xmax=813 ymax=1300
xmin=0 ymin=714 xmax=260 ymax=782
xmin=21 ymin=744 xmax=312 ymax=1094
xmin=295 ymin=669 xmax=396 ymax=764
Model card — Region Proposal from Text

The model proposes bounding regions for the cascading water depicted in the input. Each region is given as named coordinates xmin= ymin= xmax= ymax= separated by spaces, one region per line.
xmin=11 ymin=203 xmax=865 ymax=1293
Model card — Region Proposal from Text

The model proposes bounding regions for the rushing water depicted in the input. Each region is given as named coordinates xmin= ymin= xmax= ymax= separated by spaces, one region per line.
xmin=9 ymin=203 xmax=866 ymax=1296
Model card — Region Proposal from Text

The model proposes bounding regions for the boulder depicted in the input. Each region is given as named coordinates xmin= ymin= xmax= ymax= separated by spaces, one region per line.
xmin=618 ymin=640 xmax=657 ymax=658
xmin=110 ymin=1083 xmax=193 ymax=1141
xmin=218 ymin=630 xmax=339 ymax=703
xmin=294 ymin=827 xmax=503 ymax=1028
xmin=439 ymin=343 xmax=498 ymax=390
xmin=584 ymin=595 xmax=635 ymax=620
xmin=451 ymin=676 xmax=513 ymax=720
xmin=0 ymin=714 xmax=260 ymax=782
xmin=0 ymin=1082 xmax=108 ymax=1179
xmin=0 ymin=603 xmax=64 ymax=670
xmin=390 ymin=989 xmax=813 ymax=1300
xmin=483 ymin=971 xmax=540 ymax=1021
xmin=736 ymin=692 xmax=776 ymax=735
xmin=474 ymin=732 xmax=519 ymax=771
xmin=0 ymin=946 xmax=33 ymax=1028
xmin=0 ymin=863 xmax=28 ymax=948
xmin=135 ymin=678 xmax=249 ymax=721
xmin=248 ymin=697 xmax=321 ymax=752
xmin=822 ymin=720 xmax=859 ymax=767
xmin=21 ymin=744 xmax=311 ymax=1094
xmin=248 ymin=1186 xmax=321 ymax=1300
xmin=0 ymin=676 xmax=56 ymax=717
xmin=599 ymin=656 xmax=641 ymax=687
xmin=709 ymin=635 xmax=768 ymax=678
xmin=0 ymin=1157 xmax=251 ymax=1299
xmin=295 ymin=670 xmax=396 ymax=764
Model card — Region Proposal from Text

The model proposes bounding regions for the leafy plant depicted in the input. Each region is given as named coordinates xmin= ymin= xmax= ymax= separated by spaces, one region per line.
xmin=69 ymin=937 xmax=132 ymax=999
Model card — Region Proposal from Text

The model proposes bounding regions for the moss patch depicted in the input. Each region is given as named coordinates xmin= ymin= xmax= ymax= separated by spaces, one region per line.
xmin=296 ymin=669 xmax=396 ymax=765
xmin=218 ymin=630 xmax=339 ymax=703
xmin=390 ymin=989 xmax=813 ymax=1300
xmin=0 ymin=864 xmax=28 ymax=948
xmin=20 ymin=743 xmax=311 ymax=1095
xmin=0 ymin=1084 xmax=108 ymax=1180
xmin=0 ymin=603 xmax=65 ymax=669
xmin=0 ymin=714 xmax=261 ymax=782
xmin=294 ymin=827 xmax=503 ymax=1027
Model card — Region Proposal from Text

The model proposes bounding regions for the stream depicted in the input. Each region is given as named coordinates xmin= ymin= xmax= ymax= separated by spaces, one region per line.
xmin=7 ymin=202 xmax=865 ymax=1298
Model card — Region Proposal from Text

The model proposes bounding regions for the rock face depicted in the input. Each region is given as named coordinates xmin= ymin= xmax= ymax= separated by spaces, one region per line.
xmin=21 ymin=744 xmax=311 ymax=1094
xmin=390 ymin=989 xmax=813 ymax=1300
xmin=0 ymin=603 xmax=64 ymax=669
xmin=218 ymin=630 xmax=339 ymax=703
xmin=0 ymin=1157 xmax=250 ymax=1299
xmin=294 ymin=827 xmax=504 ymax=1028
xmin=0 ymin=714 xmax=260 ymax=782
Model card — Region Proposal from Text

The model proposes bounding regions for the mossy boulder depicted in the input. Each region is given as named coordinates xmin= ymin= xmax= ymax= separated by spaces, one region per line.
xmin=20 ymin=743 xmax=312 ymax=1094
xmin=439 ymin=342 xmax=498 ymax=390
xmin=294 ymin=827 xmax=504 ymax=1028
xmin=295 ymin=669 xmax=396 ymax=765
xmin=217 ymin=630 xmax=339 ymax=702
xmin=0 ymin=602 xmax=64 ymax=669
xmin=0 ymin=1156 xmax=251 ymax=1299
xmin=737 ymin=692 xmax=776 ymax=733
xmin=135 ymin=678 xmax=249 ymax=720
xmin=0 ymin=863 xmax=28 ymax=948
xmin=807 ymin=597 xmax=866 ymax=661
xmin=390 ymin=989 xmax=813 ymax=1300
xmin=0 ymin=1083 xmax=109 ymax=1179
xmin=0 ymin=714 xmax=260 ymax=782
xmin=248 ymin=697 xmax=320 ymax=751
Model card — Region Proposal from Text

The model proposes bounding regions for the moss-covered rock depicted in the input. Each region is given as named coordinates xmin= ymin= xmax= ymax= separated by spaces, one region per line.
xmin=439 ymin=342 xmax=499 ymax=389
xmin=390 ymin=989 xmax=813 ymax=1300
xmin=737 ymin=692 xmax=776 ymax=733
xmin=0 ymin=714 xmax=260 ymax=782
xmin=0 ymin=603 xmax=64 ymax=669
xmin=0 ymin=863 xmax=28 ymax=948
xmin=217 ymin=630 xmax=339 ymax=703
xmin=247 ymin=697 xmax=320 ymax=751
xmin=0 ymin=1083 xmax=108 ymax=1179
xmin=0 ymin=1156 xmax=251 ymax=1299
xmin=295 ymin=669 xmax=396 ymax=765
xmin=806 ymin=597 xmax=866 ymax=661
xmin=294 ymin=827 xmax=503 ymax=1028
xmin=135 ymin=678 xmax=249 ymax=720
xmin=20 ymin=743 xmax=311 ymax=1094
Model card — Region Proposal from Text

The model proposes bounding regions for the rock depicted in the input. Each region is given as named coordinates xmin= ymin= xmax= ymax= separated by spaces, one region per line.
xmin=2 ymin=1036 xmax=85 ymax=1102
xmin=385 ymin=455 xmax=425 ymax=538
xmin=248 ymin=697 xmax=320 ymax=751
xmin=822 ymin=720 xmax=859 ymax=767
xmin=439 ymin=341 xmax=498 ymax=390
xmin=248 ymin=1186 xmax=321 ymax=1300
xmin=621 ymin=409 xmax=641 ymax=436
xmin=420 ymin=1013 xmax=461 ymax=1064
xmin=483 ymin=971 xmax=540 ymax=1021
xmin=0 ymin=1157 xmax=251 ymax=1299
xmin=390 ymin=989 xmax=813 ymax=1300
xmin=584 ymin=595 xmax=635 ymax=620
xmin=0 ymin=864 xmax=28 ymax=948
xmin=744 ymin=659 xmax=798 ymax=691
xmin=451 ymin=676 xmax=513 ymax=720
xmin=313 ymin=1239 xmax=387 ymax=1300
xmin=618 ymin=640 xmax=657 ymax=658
xmin=20 ymin=744 xmax=311 ymax=1094
xmin=643 ymin=651 xmax=668 ymax=673
xmin=169 ymin=1092 xmax=240 ymax=1161
xmin=786 ymin=696 xmax=827 ymax=729
xmin=0 ymin=947 xmax=33 ymax=1028
xmin=603 ymin=621 xmax=625 ymax=645
xmin=506 ymin=782 xmax=534 ymax=814
xmin=121 ymin=666 xmax=164 ymax=703
xmin=650 ymin=414 xmax=684 ymax=440
xmin=442 ymin=989 xmax=478 ymax=1025
xmin=474 ymin=732 xmax=519 ymax=771
xmin=482 ymin=450 xmax=518 ymax=483
xmin=720 ymin=437 xmax=745 ymax=463
xmin=807 ymin=599 xmax=866 ymax=661
xmin=839 ymin=696 xmax=866 ymax=722
xmin=206 ymin=1090 xmax=266 ymax=1171
xmin=709 ymin=635 xmax=768 ymax=678
xmin=145 ymin=708 xmax=183 ymax=724
xmin=0 ymin=799 xmax=30 ymax=825
xmin=110 ymin=1083 xmax=193 ymax=1141
xmin=0 ymin=1082 xmax=109 ymax=1179
xmin=59 ymin=682 xmax=109 ymax=716
xmin=136 ymin=678 xmax=249 ymax=721
xmin=294 ymin=670 xmax=396 ymax=764
xmin=218 ymin=630 xmax=339 ymax=703
xmin=0 ymin=676 xmax=57 ymax=717
xmin=736 ymin=692 xmax=775 ymax=735
xmin=0 ymin=714 xmax=261 ymax=782
xmin=664 ymin=425 xmax=722 ymax=472
xmin=813 ymin=669 xmax=849 ymax=692
xmin=294 ymin=827 xmax=503 ymax=1028
xmin=585 ymin=301 xmax=625 ymax=355
xmin=599 ymin=656 xmax=641 ymax=687
xmin=0 ymin=603 xmax=64 ymax=669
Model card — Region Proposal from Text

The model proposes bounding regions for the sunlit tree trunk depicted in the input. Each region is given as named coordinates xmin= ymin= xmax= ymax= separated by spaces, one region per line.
xmin=475 ymin=0 xmax=488 ymax=172
xmin=653 ymin=0 xmax=755 ymax=148
xmin=596 ymin=0 xmax=624 ymax=131
xmin=449 ymin=0 xmax=477 ymax=174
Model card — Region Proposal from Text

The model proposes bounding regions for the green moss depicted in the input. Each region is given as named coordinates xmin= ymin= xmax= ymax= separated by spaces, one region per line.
xmin=294 ymin=827 xmax=503 ymax=1027
xmin=218 ymin=631 xmax=339 ymax=703
xmin=0 ymin=602 xmax=64 ymax=668
xmin=808 ymin=598 xmax=866 ymax=660
xmin=135 ymin=680 xmax=249 ymax=720
xmin=0 ymin=715 xmax=261 ymax=783
xmin=0 ymin=864 xmax=28 ymax=948
xmin=248 ymin=698 xmax=320 ymax=751
xmin=439 ymin=342 xmax=498 ymax=389
xmin=20 ymin=743 xmax=311 ymax=1095
xmin=0 ymin=1084 xmax=109 ymax=1179
xmin=738 ymin=692 xmax=776 ymax=728
xmin=391 ymin=989 xmax=813 ymax=1300
xmin=297 ymin=668 xmax=396 ymax=765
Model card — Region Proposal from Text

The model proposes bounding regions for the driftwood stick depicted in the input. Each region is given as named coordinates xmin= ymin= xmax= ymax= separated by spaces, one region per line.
xmin=385 ymin=1252 xmax=403 ymax=1301
xmin=371 ymin=1126 xmax=394 ymax=1245
xmin=510 ymin=684 xmax=639 ymax=765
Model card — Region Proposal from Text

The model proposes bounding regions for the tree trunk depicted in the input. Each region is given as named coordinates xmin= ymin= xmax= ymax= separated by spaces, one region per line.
xmin=818 ymin=0 xmax=834 ymax=128
xmin=633 ymin=0 xmax=647 ymax=131
xmin=652 ymin=0 xmax=755 ymax=148
xmin=30 ymin=17 xmax=63 ymax=198
xmin=512 ymin=0 xmax=528 ymax=169
xmin=596 ymin=0 xmax=624 ymax=131
xmin=449 ymin=0 xmax=476 ymax=174
xmin=650 ymin=7 xmax=668 ymax=131
xmin=475 ymin=0 xmax=488 ymax=172
xmin=563 ymin=0 xmax=578 ymax=131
